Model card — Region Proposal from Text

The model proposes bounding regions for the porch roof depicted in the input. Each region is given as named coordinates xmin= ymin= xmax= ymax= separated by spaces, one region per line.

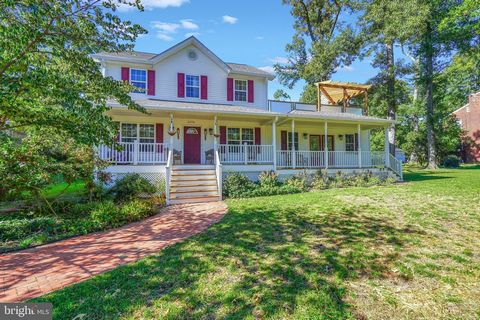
xmin=107 ymin=99 xmax=393 ymax=125
xmin=287 ymin=110 xmax=394 ymax=125
xmin=107 ymin=99 xmax=283 ymax=117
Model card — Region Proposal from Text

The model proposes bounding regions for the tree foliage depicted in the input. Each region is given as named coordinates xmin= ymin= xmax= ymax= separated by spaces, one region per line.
xmin=0 ymin=0 xmax=147 ymax=201
xmin=0 ymin=0 xmax=147 ymax=145
xmin=275 ymin=0 xmax=362 ymax=91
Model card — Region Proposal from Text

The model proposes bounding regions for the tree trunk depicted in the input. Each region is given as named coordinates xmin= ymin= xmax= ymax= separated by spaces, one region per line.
xmin=386 ymin=41 xmax=396 ymax=156
xmin=424 ymin=22 xmax=437 ymax=169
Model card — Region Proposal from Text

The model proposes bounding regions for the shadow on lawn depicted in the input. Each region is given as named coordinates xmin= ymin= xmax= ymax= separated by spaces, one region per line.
xmin=33 ymin=200 xmax=421 ymax=319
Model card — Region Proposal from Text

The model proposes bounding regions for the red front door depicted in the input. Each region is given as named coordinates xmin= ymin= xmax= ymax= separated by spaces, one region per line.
xmin=184 ymin=126 xmax=201 ymax=164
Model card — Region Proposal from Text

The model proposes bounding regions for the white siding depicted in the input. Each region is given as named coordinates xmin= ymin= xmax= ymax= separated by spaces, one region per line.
xmin=103 ymin=44 xmax=269 ymax=109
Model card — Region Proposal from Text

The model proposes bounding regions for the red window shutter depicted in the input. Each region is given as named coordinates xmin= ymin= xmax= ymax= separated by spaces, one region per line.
xmin=248 ymin=80 xmax=254 ymax=103
xmin=255 ymin=127 xmax=261 ymax=145
xmin=227 ymin=78 xmax=233 ymax=101
xmin=281 ymin=130 xmax=287 ymax=150
xmin=177 ymin=73 xmax=185 ymax=98
xmin=201 ymin=75 xmax=208 ymax=100
xmin=220 ymin=126 xmax=227 ymax=144
xmin=147 ymin=70 xmax=155 ymax=95
xmin=156 ymin=123 xmax=164 ymax=153
xmin=155 ymin=123 xmax=164 ymax=143
xmin=121 ymin=67 xmax=129 ymax=82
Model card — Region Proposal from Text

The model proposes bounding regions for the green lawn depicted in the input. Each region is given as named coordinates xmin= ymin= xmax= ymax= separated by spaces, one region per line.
xmin=32 ymin=166 xmax=480 ymax=319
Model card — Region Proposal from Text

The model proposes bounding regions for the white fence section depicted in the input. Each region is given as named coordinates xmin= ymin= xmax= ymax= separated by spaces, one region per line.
xmin=98 ymin=142 xmax=169 ymax=164
xmin=219 ymin=144 xmax=274 ymax=164
xmin=277 ymin=150 xmax=391 ymax=170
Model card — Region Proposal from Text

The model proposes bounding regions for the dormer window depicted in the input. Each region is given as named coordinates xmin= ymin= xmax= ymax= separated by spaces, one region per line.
xmin=185 ymin=75 xmax=200 ymax=98
xmin=130 ymin=69 xmax=147 ymax=93
xmin=235 ymin=80 xmax=247 ymax=102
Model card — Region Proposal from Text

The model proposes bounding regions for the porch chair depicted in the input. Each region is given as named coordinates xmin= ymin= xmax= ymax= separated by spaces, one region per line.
xmin=205 ymin=149 xmax=214 ymax=164
xmin=173 ymin=149 xmax=182 ymax=165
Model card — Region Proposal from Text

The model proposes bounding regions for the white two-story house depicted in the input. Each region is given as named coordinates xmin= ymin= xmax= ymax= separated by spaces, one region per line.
xmin=93 ymin=36 xmax=401 ymax=204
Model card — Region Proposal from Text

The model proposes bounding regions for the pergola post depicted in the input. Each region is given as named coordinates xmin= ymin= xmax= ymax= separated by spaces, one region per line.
xmin=324 ymin=122 xmax=328 ymax=169
xmin=357 ymin=124 xmax=362 ymax=168
xmin=317 ymin=83 xmax=321 ymax=111
xmin=291 ymin=119 xmax=296 ymax=169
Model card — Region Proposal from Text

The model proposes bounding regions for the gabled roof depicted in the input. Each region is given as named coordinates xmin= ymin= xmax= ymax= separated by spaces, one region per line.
xmin=93 ymin=36 xmax=274 ymax=79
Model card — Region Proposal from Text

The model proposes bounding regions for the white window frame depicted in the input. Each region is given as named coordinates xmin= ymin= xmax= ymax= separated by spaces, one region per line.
xmin=227 ymin=127 xmax=254 ymax=145
xmin=234 ymin=79 xmax=247 ymax=102
xmin=345 ymin=133 xmax=358 ymax=151
xmin=120 ymin=123 xmax=156 ymax=143
xmin=130 ymin=68 xmax=147 ymax=94
xmin=185 ymin=74 xmax=200 ymax=98
xmin=287 ymin=132 xmax=298 ymax=151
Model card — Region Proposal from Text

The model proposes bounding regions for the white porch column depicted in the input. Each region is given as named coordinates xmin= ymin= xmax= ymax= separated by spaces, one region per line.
xmin=213 ymin=115 xmax=218 ymax=152
xmin=384 ymin=126 xmax=390 ymax=168
xmin=169 ymin=113 xmax=174 ymax=150
xmin=357 ymin=124 xmax=362 ymax=168
xmin=272 ymin=118 xmax=277 ymax=170
xmin=291 ymin=119 xmax=296 ymax=169
xmin=324 ymin=122 xmax=328 ymax=169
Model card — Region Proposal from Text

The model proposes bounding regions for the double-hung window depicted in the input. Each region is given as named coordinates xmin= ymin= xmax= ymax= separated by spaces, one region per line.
xmin=287 ymin=132 xmax=299 ymax=151
xmin=345 ymin=134 xmax=358 ymax=151
xmin=234 ymin=80 xmax=247 ymax=102
xmin=130 ymin=69 xmax=147 ymax=93
xmin=227 ymin=128 xmax=254 ymax=145
xmin=186 ymin=75 xmax=200 ymax=98
xmin=121 ymin=123 xmax=155 ymax=143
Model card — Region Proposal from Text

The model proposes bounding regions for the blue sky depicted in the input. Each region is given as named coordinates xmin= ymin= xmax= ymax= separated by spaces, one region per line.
xmin=117 ymin=0 xmax=384 ymax=100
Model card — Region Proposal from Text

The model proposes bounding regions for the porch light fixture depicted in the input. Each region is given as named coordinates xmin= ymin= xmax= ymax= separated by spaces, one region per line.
xmin=168 ymin=114 xmax=176 ymax=136
xmin=303 ymin=133 xmax=308 ymax=139
xmin=204 ymin=128 xmax=208 ymax=140
xmin=176 ymin=128 xmax=180 ymax=139
xmin=338 ymin=134 xmax=344 ymax=141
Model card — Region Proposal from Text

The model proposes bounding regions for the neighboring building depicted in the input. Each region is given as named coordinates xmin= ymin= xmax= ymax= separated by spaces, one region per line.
xmin=453 ymin=92 xmax=480 ymax=162
xmin=93 ymin=36 xmax=402 ymax=204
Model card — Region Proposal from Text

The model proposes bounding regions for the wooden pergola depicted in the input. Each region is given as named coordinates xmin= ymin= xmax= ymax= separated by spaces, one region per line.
xmin=316 ymin=80 xmax=371 ymax=115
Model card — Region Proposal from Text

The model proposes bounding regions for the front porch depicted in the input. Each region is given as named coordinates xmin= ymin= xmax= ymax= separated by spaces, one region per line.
xmin=98 ymin=110 xmax=402 ymax=179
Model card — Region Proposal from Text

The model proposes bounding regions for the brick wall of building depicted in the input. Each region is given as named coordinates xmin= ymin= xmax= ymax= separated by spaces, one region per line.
xmin=454 ymin=93 xmax=480 ymax=162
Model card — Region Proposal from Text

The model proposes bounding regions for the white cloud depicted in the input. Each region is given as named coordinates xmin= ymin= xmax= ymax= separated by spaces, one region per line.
xmin=335 ymin=65 xmax=355 ymax=72
xmin=180 ymin=19 xmax=199 ymax=30
xmin=156 ymin=33 xmax=174 ymax=41
xmin=269 ymin=56 xmax=289 ymax=64
xmin=255 ymin=36 xmax=264 ymax=40
xmin=258 ymin=66 xmax=275 ymax=74
xmin=119 ymin=0 xmax=189 ymax=11
xmin=185 ymin=32 xmax=200 ymax=38
xmin=222 ymin=15 xmax=238 ymax=24
xmin=151 ymin=19 xmax=199 ymax=41
xmin=151 ymin=21 xmax=180 ymax=33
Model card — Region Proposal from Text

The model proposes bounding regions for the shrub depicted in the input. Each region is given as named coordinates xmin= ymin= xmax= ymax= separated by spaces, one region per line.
xmin=311 ymin=170 xmax=330 ymax=190
xmin=443 ymin=155 xmax=460 ymax=168
xmin=258 ymin=171 xmax=279 ymax=188
xmin=110 ymin=174 xmax=156 ymax=203
xmin=223 ymin=173 xmax=256 ymax=198
xmin=285 ymin=176 xmax=308 ymax=192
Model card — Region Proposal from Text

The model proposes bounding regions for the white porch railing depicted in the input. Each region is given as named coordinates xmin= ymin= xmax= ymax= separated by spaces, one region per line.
xmin=389 ymin=154 xmax=403 ymax=180
xmin=219 ymin=144 xmax=274 ymax=164
xmin=214 ymin=149 xmax=223 ymax=200
xmin=277 ymin=151 xmax=389 ymax=169
xmin=98 ymin=142 xmax=169 ymax=164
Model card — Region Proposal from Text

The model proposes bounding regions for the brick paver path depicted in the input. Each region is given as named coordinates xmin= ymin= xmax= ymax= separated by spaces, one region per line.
xmin=0 ymin=202 xmax=227 ymax=302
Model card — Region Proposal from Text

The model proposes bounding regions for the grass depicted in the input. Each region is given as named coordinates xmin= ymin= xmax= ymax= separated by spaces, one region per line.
xmin=30 ymin=166 xmax=480 ymax=319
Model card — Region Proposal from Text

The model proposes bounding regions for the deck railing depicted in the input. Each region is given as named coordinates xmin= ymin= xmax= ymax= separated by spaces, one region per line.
xmin=98 ymin=142 xmax=169 ymax=164
xmin=277 ymin=150 xmax=388 ymax=169
xmin=218 ymin=144 xmax=274 ymax=164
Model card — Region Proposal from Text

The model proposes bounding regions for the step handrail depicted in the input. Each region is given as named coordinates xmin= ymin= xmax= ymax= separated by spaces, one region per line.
xmin=214 ymin=149 xmax=223 ymax=200
xmin=165 ymin=147 xmax=173 ymax=204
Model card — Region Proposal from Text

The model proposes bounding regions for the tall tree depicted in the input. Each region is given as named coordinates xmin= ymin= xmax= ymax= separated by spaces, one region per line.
xmin=414 ymin=0 xmax=479 ymax=168
xmin=275 ymin=0 xmax=362 ymax=103
xmin=359 ymin=0 xmax=427 ymax=155
xmin=0 ymin=0 xmax=147 ymax=145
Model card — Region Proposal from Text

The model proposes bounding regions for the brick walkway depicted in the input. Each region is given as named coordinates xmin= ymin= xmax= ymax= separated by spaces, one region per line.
xmin=0 ymin=202 xmax=227 ymax=302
